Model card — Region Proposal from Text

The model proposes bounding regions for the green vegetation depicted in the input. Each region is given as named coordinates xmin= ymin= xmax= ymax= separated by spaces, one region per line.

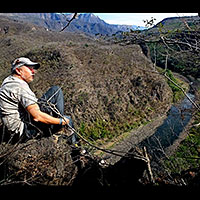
xmin=141 ymin=16 xmax=200 ymax=81
xmin=164 ymin=112 xmax=200 ymax=174
xmin=79 ymin=120 xmax=112 ymax=141
xmin=147 ymin=30 xmax=200 ymax=79
xmin=165 ymin=69 xmax=186 ymax=102
xmin=79 ymin=116 xmax=150 ymax=144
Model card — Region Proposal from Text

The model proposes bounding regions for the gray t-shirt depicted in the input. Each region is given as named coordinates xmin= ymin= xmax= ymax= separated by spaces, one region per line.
xmin=0 ymin=75 xmax=38 ymax=135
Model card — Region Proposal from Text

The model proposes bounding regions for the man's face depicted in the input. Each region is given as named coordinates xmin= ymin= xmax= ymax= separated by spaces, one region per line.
xmin=17 ymin=65 xmax=36 ymax=83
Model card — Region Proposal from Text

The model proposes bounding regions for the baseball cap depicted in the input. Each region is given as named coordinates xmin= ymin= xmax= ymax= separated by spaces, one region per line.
xmin=11 ymin=57 xmax=40 ymax=73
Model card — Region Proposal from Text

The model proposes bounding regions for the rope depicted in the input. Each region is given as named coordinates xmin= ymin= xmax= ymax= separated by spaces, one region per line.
xmin=35 ymin=86 xmax=148 ymax=161
xmin=0 ymin=86 xmax=147 ymax=162
xmin=66 ymin=123 xmax=147 ymax=162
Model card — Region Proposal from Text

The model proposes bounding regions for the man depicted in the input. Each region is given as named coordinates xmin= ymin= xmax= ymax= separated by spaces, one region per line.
xmin=0 ymin=57 xmax=77 ymax=144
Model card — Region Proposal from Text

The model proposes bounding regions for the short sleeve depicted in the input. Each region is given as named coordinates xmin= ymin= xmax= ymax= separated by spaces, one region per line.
xmin=19 ymin=86 xmax=38 ymax=108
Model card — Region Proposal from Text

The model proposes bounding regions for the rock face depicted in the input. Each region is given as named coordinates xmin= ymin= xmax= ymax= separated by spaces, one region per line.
xmin=0 ymin=136 xmax=78 ymax=185
xmin=0 ymin=16 xmax=173 ymax=140
xmin=26 ymin=43 xmax=172 ymax=140
xmin=0 ymin=16 xmax=173 ymax=186
xmin=0 ymin=135 xmax=147 ymax=186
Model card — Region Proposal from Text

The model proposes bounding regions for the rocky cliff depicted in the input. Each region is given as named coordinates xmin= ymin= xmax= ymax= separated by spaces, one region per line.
xmin=0 ymin=16 xmax=173 ymax=186
xmin=0 ymin=15 xmax=173 ymax=140
xmin=0 ymin=134 xmax=147 ymax=186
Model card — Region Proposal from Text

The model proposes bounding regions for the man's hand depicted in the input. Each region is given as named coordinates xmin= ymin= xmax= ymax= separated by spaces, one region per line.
xmin=61 ymin=117 xmax=70 ymax=125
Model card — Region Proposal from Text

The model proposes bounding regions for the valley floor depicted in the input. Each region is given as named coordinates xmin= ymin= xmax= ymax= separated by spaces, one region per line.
xmin=99 ymin=115 xmax=167 ymax=164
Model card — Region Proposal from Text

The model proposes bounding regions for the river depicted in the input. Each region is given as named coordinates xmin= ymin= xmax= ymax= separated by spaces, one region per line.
xmin=104 ymin=92 xmax=195 ymax=165
xmin=139 ymin=92 xmax=195 ymax=159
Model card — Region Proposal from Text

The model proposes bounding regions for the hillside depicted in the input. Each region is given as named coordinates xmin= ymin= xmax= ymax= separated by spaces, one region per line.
xmin=0 ymin=15 xmax=173 ymax=141
xmin=115 ymin=15 xmax=200 ymax=79
xmin=146 ymin=16 xmax=200 ymax=79
xmin=0 ymin=13 xmax=145 ymax=36
xmin=151 ymin=15 xmax=199 ymax=32
xmin=1 ymin=14 xmax=200 ymax=187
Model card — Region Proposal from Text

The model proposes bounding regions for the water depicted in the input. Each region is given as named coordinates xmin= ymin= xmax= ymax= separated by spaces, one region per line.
xmin=139 ymin=93 xmax=195 ymax=159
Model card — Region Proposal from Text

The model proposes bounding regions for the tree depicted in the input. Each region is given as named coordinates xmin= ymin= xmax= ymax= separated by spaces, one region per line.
xmin=111 ymin=15 xmax=200 ymax=185
xmin=115 ymin=15 xmax=200 ymax=110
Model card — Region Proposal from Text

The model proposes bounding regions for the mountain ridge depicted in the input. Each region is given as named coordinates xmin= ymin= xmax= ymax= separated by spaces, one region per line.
xmin=0 ymin=13 xmax=145 ymax=36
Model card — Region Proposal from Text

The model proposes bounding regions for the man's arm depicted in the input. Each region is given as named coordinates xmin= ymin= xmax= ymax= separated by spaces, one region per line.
xmin=26 ymin=103 xmax=69 ymax=125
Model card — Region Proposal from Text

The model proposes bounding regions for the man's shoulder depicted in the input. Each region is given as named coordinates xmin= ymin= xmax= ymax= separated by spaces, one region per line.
xmin=2 ymin=75 xmax=22 ymax=85
xmin=1 ymin=75 xmax=32 ymax=97
xmin=2 ymin=75 xmax=29 ymax=88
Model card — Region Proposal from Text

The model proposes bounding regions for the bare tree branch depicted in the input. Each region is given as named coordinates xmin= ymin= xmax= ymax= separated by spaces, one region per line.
xmin=143 ymin=146 xmax=155 ymax=184
xmin=59 ymin=13 xmax=78 ymax=32
xmin=164 ymin=72 xmax=200 ymax=110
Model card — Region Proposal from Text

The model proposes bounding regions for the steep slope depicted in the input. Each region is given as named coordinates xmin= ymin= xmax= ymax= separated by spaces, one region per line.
xmin=0 ymin=15 xmax=93 ymax=79
xmin=144 ymin=15 xmax=200 ymax=78
xmin=0 ymin=13 xmax=143 ymax=36
xmin=151 ymin=15 xmax=199 ymax=32
xmin=0 ymin=16 xmax=173 ymax=140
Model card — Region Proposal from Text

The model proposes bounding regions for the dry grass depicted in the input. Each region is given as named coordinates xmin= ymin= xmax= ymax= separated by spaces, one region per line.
xmin=0 ymin=15 xmax=172 ymax=141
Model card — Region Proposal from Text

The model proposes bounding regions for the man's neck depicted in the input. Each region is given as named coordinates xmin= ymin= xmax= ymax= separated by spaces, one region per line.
xmin=13 ymin=74 xmax=27 ymax=83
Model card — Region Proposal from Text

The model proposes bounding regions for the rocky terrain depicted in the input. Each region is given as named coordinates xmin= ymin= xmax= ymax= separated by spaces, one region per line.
xmin=0 ymin=15 xmax=173 ymax=186
xmin=0 ymin=13 xmax=145 ymax=36
xmin=0 ymin=15 xmax=173 ymax=140
xmin=0 ymin=134 xmax=147 ymax=187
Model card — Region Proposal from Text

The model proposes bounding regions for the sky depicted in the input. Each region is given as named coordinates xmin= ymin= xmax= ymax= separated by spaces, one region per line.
xmin=94 ymin=13 xmax=198 ymax=27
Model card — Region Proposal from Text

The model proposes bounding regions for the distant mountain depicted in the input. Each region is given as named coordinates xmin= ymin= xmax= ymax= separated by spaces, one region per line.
xmin=147 ymin=15 xmax=199 ymax=33
xmin=77 ymin=13 xmax=104 ymax=24
xmin=0 ymin=13 xmax=145 ymax=36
